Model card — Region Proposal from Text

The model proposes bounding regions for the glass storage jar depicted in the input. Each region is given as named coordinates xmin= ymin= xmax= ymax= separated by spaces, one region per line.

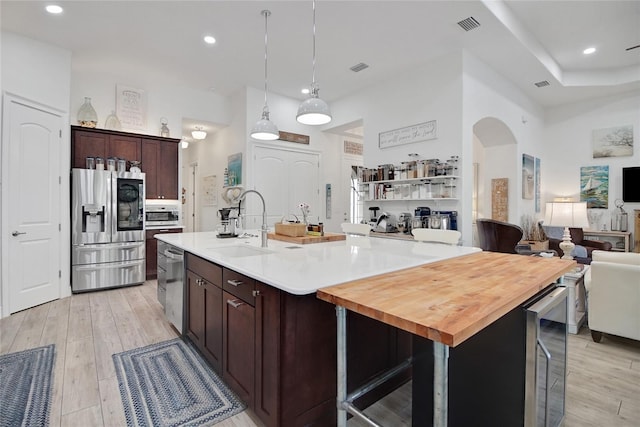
xmin=77 ymin=97 xmax=98 ymax=128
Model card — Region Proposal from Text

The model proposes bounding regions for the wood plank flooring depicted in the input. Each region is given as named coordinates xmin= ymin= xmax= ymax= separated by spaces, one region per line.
xmin=1 ymin=280 xmax=638 ymax=426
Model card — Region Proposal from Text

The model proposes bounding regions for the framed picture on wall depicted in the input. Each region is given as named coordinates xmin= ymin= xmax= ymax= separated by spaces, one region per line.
xmin=534 ymin=157 xmax=541 ymax=213
xmin=522 ymin=154 xmax=534 ymax=200
xmin=580 ymin=165 xmax=609 ymax=208
xmin=592 ymin=125 xmax=633 ymax=158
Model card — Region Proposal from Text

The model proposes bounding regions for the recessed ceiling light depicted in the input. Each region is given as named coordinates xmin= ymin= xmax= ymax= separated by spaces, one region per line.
xmin=301 ymin=88 xmax=310 ymax=94
xmin=583 ymin=47 xmax=596 ymax=55
xmin=203 ymin=35 xmax=216 ymax=45
xmin=45 ymin=5 xmax=63 ymax=14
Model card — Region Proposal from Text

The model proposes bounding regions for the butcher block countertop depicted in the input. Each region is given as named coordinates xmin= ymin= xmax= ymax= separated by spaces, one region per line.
xmin=317 ymin=251 xmax=575 ymax=347
xmin=267 ymin=231 xmax=346 ymax=244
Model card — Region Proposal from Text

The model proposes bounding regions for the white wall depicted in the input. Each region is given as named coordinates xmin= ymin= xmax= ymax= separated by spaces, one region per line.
xmin=462 ymin=51 xmax=546 ymax=232
xmin=1 ymin=32 xmax=73 ymax=315
xmin=329 ymin=52 xmax=467 ymax=239
xmin=542 ymin=91 xmax=640 ymax=230
xmin=70 ymin=66 xmax=230 ymax=139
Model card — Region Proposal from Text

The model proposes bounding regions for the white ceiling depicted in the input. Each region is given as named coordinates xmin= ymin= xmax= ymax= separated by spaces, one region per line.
xmin=2 ymin=0 xmax=639 ymax=134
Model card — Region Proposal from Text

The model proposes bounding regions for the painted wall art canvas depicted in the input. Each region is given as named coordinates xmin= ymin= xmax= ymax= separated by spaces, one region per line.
xmin=580 ymin=165 xmax=609 ymax=209
xmin=227 ymin=153 xmax=242 ymax=186
xmin=535 ymin=157 xmax=541 ymax=213
xmin=522 ymin=154 xmax=534 ymax=200
xmin=592 ymin=125 xmax=633 ymax=158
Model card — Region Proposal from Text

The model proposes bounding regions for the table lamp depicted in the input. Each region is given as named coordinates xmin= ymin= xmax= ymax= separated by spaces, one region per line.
xmin=544 ymin=201 xmax=590 ymax=260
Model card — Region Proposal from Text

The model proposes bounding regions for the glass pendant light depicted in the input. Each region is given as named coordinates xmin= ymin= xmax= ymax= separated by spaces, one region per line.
xmin=251 ymin=10 xmax=279 ymax=141
xmin=297 ymin=0 xmax=332 ymax=126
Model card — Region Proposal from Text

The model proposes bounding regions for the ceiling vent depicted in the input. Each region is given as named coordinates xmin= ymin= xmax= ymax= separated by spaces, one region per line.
xmin=534 ymin=80 xmax=550 ymax=88
xmin=350 ymin=62 xmax=369 ymax=72
xmin=457 ymin=17 xmax=480 ymax=32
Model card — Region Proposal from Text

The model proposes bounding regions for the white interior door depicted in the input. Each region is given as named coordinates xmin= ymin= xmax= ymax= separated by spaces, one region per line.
xmin=6 ymin=98 xmax=62 ymax=313
xmin=251 ymin=146 xmax=320 ymax=227
xmin=341 ymin=154 xmax=364 ymax=224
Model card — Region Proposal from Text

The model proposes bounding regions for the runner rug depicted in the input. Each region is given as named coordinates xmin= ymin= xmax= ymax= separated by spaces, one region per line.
xmin=113 ymin=338 xmax=245 ymax=427
xmin=0 ymin=344 xmax=56 ymax=427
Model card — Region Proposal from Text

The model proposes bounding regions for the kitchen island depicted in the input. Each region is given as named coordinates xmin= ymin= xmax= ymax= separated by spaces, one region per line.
xmin=155 ymin=231 xmax=574 ymax=426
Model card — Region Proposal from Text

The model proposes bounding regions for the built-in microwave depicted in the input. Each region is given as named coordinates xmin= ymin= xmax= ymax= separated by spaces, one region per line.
xmin=145 ymin=203 xmax=179 ymax=226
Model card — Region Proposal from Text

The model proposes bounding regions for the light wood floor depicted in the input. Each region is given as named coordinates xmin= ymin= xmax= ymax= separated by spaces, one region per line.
xmin=1 ymin=280 xmax=638 ymax=426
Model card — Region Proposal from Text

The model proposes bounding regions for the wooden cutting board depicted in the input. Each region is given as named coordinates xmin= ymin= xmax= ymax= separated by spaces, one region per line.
xmin=268 ymin=232 xmax=346 ymax=244
xmin=317 ymin=251 xmax=575 ymax=347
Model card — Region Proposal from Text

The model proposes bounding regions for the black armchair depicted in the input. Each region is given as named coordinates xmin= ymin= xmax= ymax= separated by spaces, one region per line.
xmin=476 ymin=218 xmax=524 ymax=254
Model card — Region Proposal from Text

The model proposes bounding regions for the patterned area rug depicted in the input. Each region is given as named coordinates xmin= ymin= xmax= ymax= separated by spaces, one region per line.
xmin=113 ymin=338 xmax=246 ymax=427
xmin=0 ymin=344 xmax=56 ymax=427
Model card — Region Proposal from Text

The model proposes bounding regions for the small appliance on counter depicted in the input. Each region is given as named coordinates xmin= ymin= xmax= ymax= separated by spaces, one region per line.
xmin=414 ymin=207 xmax=431 ymax=229
xmin=368 ymin=206 xmax=380 ymax=229
xmin=397 ymin=212 xmax=412 ymax=234
xmin=217 ymin=208 xmax=238 ymax=237
xmin=375 ymin=212 xmax=397 ymax=233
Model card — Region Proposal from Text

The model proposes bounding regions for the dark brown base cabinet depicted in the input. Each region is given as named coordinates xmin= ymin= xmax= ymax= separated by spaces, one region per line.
xmin=186 ymin=255 xmax=223 ymax=373
xmin=185 ymin=253 xmax=412 ymax=427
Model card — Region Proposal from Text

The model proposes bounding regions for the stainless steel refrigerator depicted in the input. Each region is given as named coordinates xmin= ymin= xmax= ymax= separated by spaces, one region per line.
xmin=71 ymin=168 xmax=146 ymax=292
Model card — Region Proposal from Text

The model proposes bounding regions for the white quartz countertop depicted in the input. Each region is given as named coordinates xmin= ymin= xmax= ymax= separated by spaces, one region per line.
xmin=155 ymin=231 xmax=480 ymax=295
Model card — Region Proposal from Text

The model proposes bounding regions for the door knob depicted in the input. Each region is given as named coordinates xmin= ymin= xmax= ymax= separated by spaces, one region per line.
xmin=12 ymin=231 xmax=26 ymax=236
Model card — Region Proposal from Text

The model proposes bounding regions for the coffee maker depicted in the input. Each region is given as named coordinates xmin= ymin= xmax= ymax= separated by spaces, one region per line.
xmin=217 ymin=208 xmax=238 ymax=237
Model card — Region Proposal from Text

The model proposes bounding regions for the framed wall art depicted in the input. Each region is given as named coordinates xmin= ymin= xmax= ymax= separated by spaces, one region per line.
xmin=491 ymin=178 xmax=508 ymax=222
xmin=522 ymin=154 xmax=534 ymax=200
xmin=580 ymin=165 xmax=609 ymax=208
xmin=592 ymin=125 xmax=633 ymax=158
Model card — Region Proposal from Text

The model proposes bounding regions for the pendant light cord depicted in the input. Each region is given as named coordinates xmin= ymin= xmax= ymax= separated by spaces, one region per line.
xmin=262 ymin=10 xmax=270 ymax=111
xmin=311 ymin=0 xmax=317 ymax=89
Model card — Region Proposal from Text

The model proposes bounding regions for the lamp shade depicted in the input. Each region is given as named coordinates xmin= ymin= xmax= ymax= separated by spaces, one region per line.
xmin=296 ymin=96 xmax=332 ymax=125
xmin=250 ymin=115 xmax=279 ymax=140
xmin=544 ymin=201 xmax=590 ymax=228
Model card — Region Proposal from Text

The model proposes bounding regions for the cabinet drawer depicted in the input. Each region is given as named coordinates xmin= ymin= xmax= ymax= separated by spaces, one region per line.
xmin=186 ymin=253 xmax=222 ymax=287
xmin=223 ymin=269 xmax=256 ymax=306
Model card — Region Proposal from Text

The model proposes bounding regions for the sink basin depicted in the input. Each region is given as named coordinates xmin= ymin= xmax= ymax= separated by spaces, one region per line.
xmin=209 ymin=245 xmax=274 ymax=257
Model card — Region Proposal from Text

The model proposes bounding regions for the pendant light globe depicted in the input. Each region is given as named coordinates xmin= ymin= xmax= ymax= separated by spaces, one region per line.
xmin=251 ymin=10 xmax=279 ymax=141
xmin=251 ymin=108 xmax=280 ymax=140
xmin=297 ymin=0 xmax=331 ymax=126
xmin=296 ymin=86 xmax=332 ymax=125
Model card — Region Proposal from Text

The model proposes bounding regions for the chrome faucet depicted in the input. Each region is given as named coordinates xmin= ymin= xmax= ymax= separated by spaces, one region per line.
xmin=239 ymin=190 xmax=268 ymax=248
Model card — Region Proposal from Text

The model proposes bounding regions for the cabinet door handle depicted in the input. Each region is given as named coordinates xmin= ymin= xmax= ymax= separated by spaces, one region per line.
xmin=227 ymin=299 xmax=244 ymax=308
xmin=227 ymin=279 xmax=243 ymax=287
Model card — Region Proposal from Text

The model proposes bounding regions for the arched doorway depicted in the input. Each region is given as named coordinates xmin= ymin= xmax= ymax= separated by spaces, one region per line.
xmin=472 ymin=117 xmax=518 ymax=246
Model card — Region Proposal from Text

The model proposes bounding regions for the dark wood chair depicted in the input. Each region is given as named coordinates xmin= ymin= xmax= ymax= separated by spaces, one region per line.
xmin=476 ymin=218 xmax=524 ymax=254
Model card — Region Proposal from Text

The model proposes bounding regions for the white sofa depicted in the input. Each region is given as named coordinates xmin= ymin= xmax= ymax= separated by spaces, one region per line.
xmin=585 ymin=250 xmax=640 ymax=342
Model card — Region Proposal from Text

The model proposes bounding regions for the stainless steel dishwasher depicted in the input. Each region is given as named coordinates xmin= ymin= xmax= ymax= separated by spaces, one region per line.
xmin=157 ymin=241 xmax=184 ymax=333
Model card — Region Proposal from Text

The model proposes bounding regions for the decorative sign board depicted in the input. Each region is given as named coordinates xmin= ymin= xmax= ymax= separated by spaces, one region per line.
xmin=379 ymin=120 xmax=437 ymax=149
xmin=279 ymin=131 xmax=310 ymax=144
xmin=116 ymin=84 xmax=147 ymax=131
xmin=344 ymin=140 xmax=363 ymax=155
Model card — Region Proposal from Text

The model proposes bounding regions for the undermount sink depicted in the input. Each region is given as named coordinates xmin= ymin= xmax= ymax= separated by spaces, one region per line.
xmin=209 ymin=245 xmax=274 ymax=257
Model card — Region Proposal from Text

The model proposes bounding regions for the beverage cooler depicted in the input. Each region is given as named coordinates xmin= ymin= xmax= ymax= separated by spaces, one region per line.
xmin=412 ymin=285 xmax=567 ymax=427
xmin=71 ymin=168 xmax=146 ymax=292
